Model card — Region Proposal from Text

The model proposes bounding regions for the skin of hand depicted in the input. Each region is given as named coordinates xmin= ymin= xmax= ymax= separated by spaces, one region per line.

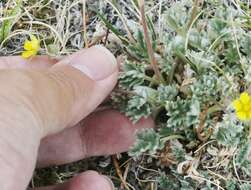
xmin=0 ymin=46 xmax=154 ymax=190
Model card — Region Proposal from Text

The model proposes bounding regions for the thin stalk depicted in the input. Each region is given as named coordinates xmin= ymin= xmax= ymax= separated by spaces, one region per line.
xmin=144 ymin=75 xmax=161 ymax=85
xmin=185 ymin=10 xmax=204 ymax=52
xmin=187 ymin=0 xmax=201 ymax=30
xmin=130 ymin=0 xmax=140 ymax=15
xmin=207 ymin=31 xmax=230 ymax=52
xmin=82 ymin=0 xmax=89 ymax=48
xmin=161 ymin=135 xmax=186 ymax=142
xmin=104 ymin=0 xmax=136 ymax=44
xmin=23 ymin=21 xmax=64 ymax=46
xmin=230 ymin=12 xmax=245 ymax=74
xmin=138 ymin=0 xmax=165 ymax=83
xmin=112 ymin=156 xmax=131 ymax=190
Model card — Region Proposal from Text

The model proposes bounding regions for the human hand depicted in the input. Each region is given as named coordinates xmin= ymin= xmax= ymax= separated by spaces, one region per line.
xmin=0 ymin=46 xmax=154 ymax=190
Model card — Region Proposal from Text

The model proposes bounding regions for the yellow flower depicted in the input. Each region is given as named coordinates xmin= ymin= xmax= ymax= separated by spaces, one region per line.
xmin=22 ymin=35 xmax=40 ymax=59
xmin=233 ymin=92 xmax=251 ymax=121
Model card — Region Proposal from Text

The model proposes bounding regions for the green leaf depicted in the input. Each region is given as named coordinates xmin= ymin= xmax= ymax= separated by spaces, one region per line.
xmin=0 ymin=0 xmax=22 ymax=42
xmin=119 ymin=61 xmax=146 ymax=90
xmin=171 ymin=145 xmax=186 ymax=162
xmin=94 ymin=10 xmax=129 ymax=45
xmin=241 ymin=34 xmax=251 ymax=59
xmin=241 ymin=160 xmax=251 ymax=177
xmin=158 ymin=173 xmax=179 ymax=190
xmin=223 ymin=44 xmax=240 ymax=64
xmin=166 ymin=99 xmax=200 ymax=130
xmin=208 ymin=18 xmax=228 ymax=40
xmin=171 ymin=35 xmax=186 ymax=54
xmin=129 ymin=128 xmax=164 ymax=157
xmin=226 ymin=179 xmax=237 ymax=190
xmin=46 ymin=44 xmax=60 ymax=56
xmin=236 ymin=142 xmax=251 ymax=165
xmin=186 ymin=51 xmax=215 ymax=74
xmin=214 ymin=114 xmax=244 ymax=147
xmin=147 ymin=15 xmax=157 ymax=41
xmin=159 ymin=127 xmax=175 ymax=137
xmin=157 ymin=85 xmax=178 ymax=105
xmin=191 ymin=73 xmax=219 ymax=103
xmin=133 ymin=86 xmax=158 ymax=102
xmin=240 ymin=183 xmax=251 ymax=190
xmin=125 ymin=95 xmax=152 ymax=123
xmin=166 ymin=15 xmax=180 ymax=32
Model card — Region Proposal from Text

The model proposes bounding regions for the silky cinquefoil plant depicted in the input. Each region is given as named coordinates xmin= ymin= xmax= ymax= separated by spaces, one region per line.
xmin=1 ymin=0 xmax=251 ymax=189
xmin=109 ymin=0 xmax=251 ymax=189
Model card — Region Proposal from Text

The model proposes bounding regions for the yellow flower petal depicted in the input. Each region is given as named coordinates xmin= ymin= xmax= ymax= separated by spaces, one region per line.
xmin=24 ymin=40 xmax=33 ymax=50
xmin=22 ymin=50 xmax=36 ymax=58
xmin=30 ymin=35 xmax=40 ymax=48
xmin=240 ymin=92 xmax=251 ymax=104
xmin=233 ymin=92 xmax=251 ymax=121
xmin=22 ymin=35 xmax=40 ymax=59
xmin=236 ymin=111 xmax=247 ymax=120
xmin=247 ymin=111 xmax=251 ymax=119
xmin=244 ymin=103 xmax=251 ymax=112
xmin=233 ymin=100 xmax=242 ymax=111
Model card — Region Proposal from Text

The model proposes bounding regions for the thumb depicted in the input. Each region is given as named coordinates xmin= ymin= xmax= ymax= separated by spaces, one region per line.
xmin=0 ymin=45 xmax=118 ymax=137
xmin=0 ymin=46 xmax=118 ymax=190
xmin=43 ymin=45 xmax=118 ymax=135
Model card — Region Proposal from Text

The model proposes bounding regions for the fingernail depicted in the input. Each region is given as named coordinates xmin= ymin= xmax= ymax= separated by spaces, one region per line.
xmin=103 ymin=176 xmax=115 ymax=190
xmin=68 ymin=45 xmax=117 ymax=80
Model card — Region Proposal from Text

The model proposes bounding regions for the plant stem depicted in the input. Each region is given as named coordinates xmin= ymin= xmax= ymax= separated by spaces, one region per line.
xmin=161 ymin=135 xmax=185 ymax=142
xmin=138 ymin=0 xmax=165 ymax=84
xmin=144 ymin=75 xmax=160 ymax=85
xmin=104 ymin=0 xmax=136 ymax=44
xmin=112 ymin=155 xmax=131 ymax=190
xmin=82 ymin=0 xmax=89 ymax=48
xmin=187 ymin=0 xmax=201 ymax=30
